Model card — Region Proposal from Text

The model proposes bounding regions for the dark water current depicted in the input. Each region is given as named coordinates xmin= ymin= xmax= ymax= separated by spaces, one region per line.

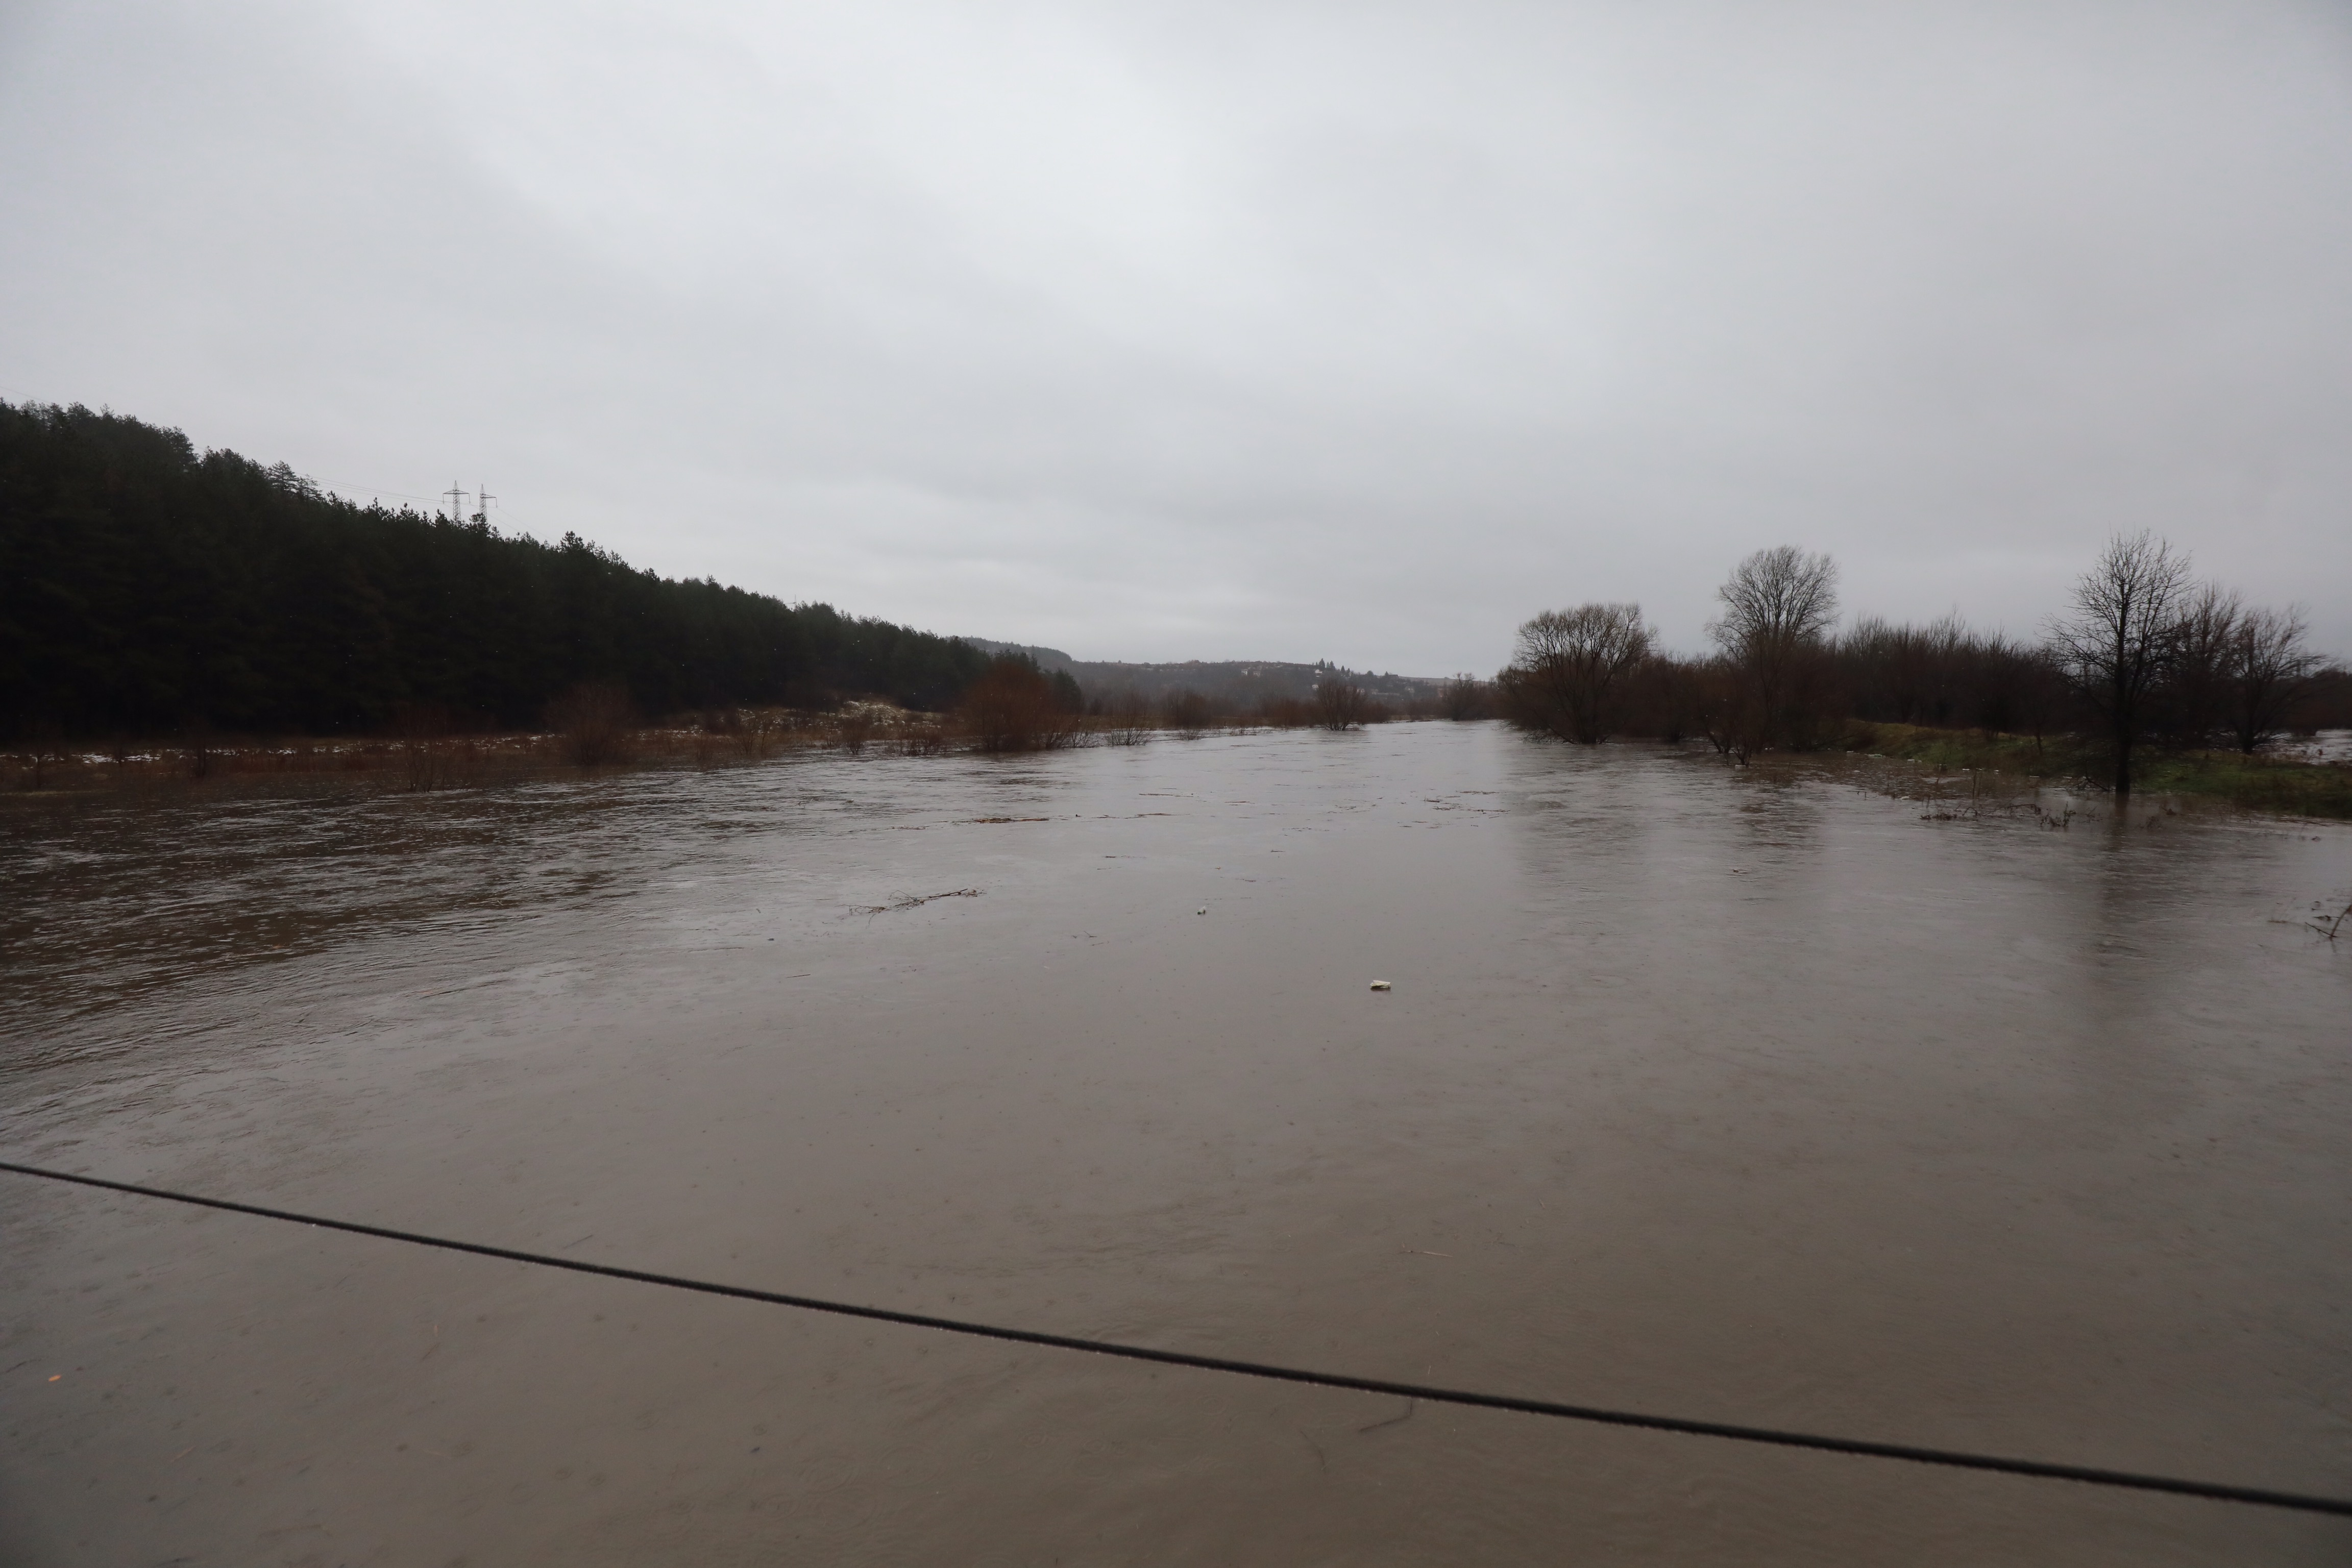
xmin=4 ymin=722 xmax=2350 ymax=1564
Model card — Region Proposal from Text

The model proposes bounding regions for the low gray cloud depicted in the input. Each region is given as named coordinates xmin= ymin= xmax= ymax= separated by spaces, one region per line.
xmin=5 ymin=0 xmax=2347 ymax=670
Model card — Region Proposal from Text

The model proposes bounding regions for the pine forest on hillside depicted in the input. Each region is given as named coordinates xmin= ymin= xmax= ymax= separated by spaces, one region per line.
xmin=0 ymin=401 xmax=985 ymax=740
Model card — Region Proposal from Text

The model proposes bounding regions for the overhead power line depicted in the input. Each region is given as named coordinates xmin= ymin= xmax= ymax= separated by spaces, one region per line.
xmin=2 ymin=1157 xmax=2345 ymax=1521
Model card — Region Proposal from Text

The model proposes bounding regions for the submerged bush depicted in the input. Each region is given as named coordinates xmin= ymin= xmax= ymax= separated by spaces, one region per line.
xmin=547 ymin=682 xmax=638 ymax=766
xmin=957 ymin=655 xmax=1078 ymax=753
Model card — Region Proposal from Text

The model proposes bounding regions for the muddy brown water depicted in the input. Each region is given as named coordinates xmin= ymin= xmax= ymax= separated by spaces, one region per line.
xmin=4 ymin=722 xmax=2349 ymax=1565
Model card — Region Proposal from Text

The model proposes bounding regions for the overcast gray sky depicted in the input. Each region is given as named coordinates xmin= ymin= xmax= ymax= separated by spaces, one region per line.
xmin=5 ymin=1 xmax=2348 ymax=671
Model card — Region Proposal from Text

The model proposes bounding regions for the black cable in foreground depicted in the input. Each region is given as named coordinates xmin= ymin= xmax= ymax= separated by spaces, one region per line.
xmin=6 ymin=1158 xmax=2349 ymax=1521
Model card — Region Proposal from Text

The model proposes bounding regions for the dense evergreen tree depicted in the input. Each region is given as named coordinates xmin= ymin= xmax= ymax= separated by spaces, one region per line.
xmin=0 ymin=402 xmax=986 ymax=738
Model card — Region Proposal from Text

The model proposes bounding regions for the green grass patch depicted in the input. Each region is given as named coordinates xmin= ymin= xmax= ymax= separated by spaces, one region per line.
xmin=1844 ymin=723 xmax=2352 ymax=820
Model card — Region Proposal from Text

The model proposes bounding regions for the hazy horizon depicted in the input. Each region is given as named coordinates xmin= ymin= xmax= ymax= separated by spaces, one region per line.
xmin=5 ymin=2 xmax=2348 ymax=671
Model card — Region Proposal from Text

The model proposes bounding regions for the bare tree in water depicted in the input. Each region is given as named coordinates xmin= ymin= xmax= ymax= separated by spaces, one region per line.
xmin=958 ymin=656 xmax=1077 ymax=752
xmin=2047 ymin=532 xmax=2191 ymax=796
xmin=1163 ymin=688 xmax=1214 ymax=737
xmin=546 ymin=682 xmax=639 ymax=766
xmin=1438 ymin=674 xmax=1490 ymax=721
xmin=2225 ymin=605 xmax=2322 ymax=754
xmin=1508 ymin=603 xmax=1653 ymax=743
xmin=1099 ymin=686 xmax=1152 ymax=745
xmin=1314 ymin=678 xmax=1367 ymax=730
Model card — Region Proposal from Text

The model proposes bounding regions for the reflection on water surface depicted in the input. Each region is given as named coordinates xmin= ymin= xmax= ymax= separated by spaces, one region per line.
xmin=4 ymin=723 xmax=2349 ymax=1564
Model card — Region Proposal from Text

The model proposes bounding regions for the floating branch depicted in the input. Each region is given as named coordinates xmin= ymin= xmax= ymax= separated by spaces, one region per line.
xmin=851 ymin=888 xmax=984 ymax=916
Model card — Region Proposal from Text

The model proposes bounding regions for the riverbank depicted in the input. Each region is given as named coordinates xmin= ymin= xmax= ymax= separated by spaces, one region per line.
xmin=0 ymin=704 xmax=1374 ymax=800
xmin=1839 ymin=722 xmax=2352 ymax=820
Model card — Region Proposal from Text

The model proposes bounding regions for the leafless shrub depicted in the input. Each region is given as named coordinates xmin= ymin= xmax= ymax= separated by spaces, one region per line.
xmin=1682 ymin=656 xmax=1761 ymax=762
xmin=416 ymin=741 xmax=479 ymax=790
xmin=1914 ymin=767 xmax=2029 ymax=822
xmin=892 ymin=719 xmax=946 ymax=756
xmin=1164 ymin=688 xmax=1213 ymax=737
xmin=391 ymin=703 xmax=476 ymax=791
xmin=546 ymin=682 xmax=639 ymax=766
xmin=1314 ymin=678 xmax=1368 ymax=731
xmin=1439 ymin=675 xmax=1491 ymax=721
xmin=1099 ymin=688 xmax=1153 ymax=745
xmin=959 ymin=656 xmax=1077 ymax=753
xmin=837 ymin=709 xmax=876 ymax=754
xmin=736 ymin=712 xmax=785 ymax=759
xmin=1630 ymin=655 xmax=1708 ymax=744
xmin=1256 ymin=695 xmax=1314 ymax=729
xmin=2225 ymin=606 xmax=2321 ymax=754
xmin=181 ymin=720 xmax=216 ymax=779
xmin=2156 ymin=583 xmax=2241 ymax=749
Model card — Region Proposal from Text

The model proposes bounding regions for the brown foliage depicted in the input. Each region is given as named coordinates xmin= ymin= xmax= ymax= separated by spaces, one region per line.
xmin=1505 ymin=604 xmax=1654 ymax=743
xmin=1163 ymin=689 xmax=1214 ymax=737
xmin=1439 ymin=675 xmax=1491 ymax=721
xmin=957 ymin=656 xmax=1078 ymax=753
xmin=1314 ymin=678 xmax=1369 ymax=730
xmin=1256 ymin=695 xmax=1314 ymax=728
xmin=1097 ymin=688 xmax=1154 ymax=745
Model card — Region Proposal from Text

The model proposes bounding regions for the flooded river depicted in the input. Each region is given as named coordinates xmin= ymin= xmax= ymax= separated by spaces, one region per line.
xmin=5 ymin=722 xmax=2350 ymax=1564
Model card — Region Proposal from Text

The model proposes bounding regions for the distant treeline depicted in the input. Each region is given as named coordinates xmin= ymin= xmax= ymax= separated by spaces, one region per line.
xmin=949 ymin=650 xmax=1405 ymax=751
xmin=0 ymin=402 xmax=986 ymax=739
xmin=1494 ymin=540 xmax=2348 ymax=795
xmin=970 ymin=643 xmax=1444 ymax=711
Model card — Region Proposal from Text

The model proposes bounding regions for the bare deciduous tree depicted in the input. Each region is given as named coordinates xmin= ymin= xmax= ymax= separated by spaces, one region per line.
xmin=1508 ymin=603 xmax=1655 ymax=743
xmin=2046 ymin=531 xmax=2192 ymax=796
xmin=2159 ymin=583 xmax=2240 ymax=748
xmin=2225 ymin=605 xmax=2321 ymax=754
xmin=1439 ymin=674 xmax=1489 ymax=721
xmin=1100 ymin=686 xmax=1152 ymax=745
xmin=959 ymin=656 xmax=1077 ymax=752
xmin=1689 ymin=656 xmax=1754 ymax=762
xmin=1711 ymin=547 xmax=1839 ymax=675
xmin=1315 ymin=678 xmax=1368 ymax=730
xmin=1839 ymin=613 xmax=1969 ymax=727
xmin=1708 ymin=547 xmax=1839 ymax=755
xmin=1164 ymin=688 xmax=1213 ymax=737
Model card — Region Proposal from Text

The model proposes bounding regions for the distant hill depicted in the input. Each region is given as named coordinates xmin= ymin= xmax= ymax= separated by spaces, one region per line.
xmin=958 ymin=639 xmax=1447 ymax=707
xmin=957 ymin=638 xmax=1080 ymax=668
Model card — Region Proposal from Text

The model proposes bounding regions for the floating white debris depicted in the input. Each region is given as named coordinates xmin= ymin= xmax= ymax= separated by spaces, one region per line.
xmin=1369 ymin=980 xmax=1392 ymax=991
